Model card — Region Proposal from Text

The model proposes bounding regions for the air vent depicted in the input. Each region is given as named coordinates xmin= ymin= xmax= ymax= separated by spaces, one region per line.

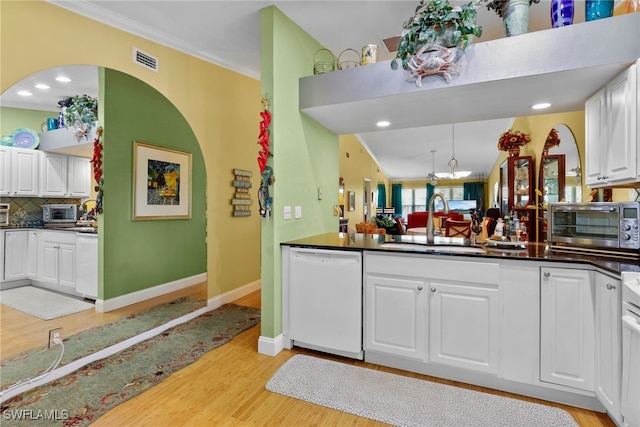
xmin=133 ymin=48 xmax=159 ymax=72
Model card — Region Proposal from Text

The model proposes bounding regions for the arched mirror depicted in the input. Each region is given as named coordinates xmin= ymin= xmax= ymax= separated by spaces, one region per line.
xmin=537 ymin=123 xmax=582 ymax=241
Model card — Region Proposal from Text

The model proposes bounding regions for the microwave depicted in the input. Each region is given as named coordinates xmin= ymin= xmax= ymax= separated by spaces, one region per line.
xmin=42 ymin=204 xmax=77 ymax=224
xmin=0 ymin=203 xmax=9 ymax=227
xmin=548 ymin=202 xmax=640 ymax=255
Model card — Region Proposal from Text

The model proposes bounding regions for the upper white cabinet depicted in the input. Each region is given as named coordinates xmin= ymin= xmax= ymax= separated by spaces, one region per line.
xmin=0 ymin=147 xmax=90 ymax=198
xmin=585 ymin=62 xmax=638 ymax=187
xmin=540 ymin=267 xmax=595 ymax=392
xmin=0 ymin=147 xmax=39 ymax=197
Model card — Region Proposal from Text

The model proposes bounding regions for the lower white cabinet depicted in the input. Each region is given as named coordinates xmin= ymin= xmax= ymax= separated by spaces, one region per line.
xmin=429 ymin=281 xmax=499 ymax=374
xmin=365 ymin=275 xmax=427 ymax=360
xmin=75 ymin=234 xmax=97 ymax=298
xmin=26 ymin=230 xmax=38 ymax=278
xmin=540 ymin=267 xmax=595 ymax=392
xmin=3 ymin=230 xmax=29 ymax=281
xmin=595 ymin=272 xmax=622 ymax=423
xmin=40 ymin=231 xmax=76 ymax=290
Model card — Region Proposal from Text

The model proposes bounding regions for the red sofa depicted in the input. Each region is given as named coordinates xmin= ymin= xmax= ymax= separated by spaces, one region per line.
xmin=406 ymin=211 xmax=463 ymax=229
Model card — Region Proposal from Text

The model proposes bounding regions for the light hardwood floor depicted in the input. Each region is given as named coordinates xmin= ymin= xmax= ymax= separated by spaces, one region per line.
xmin=2 ymin=289 xmax=615 ymax=426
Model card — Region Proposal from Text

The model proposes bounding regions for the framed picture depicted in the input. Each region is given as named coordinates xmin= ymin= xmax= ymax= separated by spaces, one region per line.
xmin=348 ymin=191 xmax=356 ymax=211
xmin=133 ymin=141 xmax=192 ymax=220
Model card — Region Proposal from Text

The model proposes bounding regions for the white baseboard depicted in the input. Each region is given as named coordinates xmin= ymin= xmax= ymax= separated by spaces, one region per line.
xmin=206 ymin=279 xmax=261 ymax=310
xmin=95 ymin=273 xmax=207 ymax=312
xmin=258 ymin=334 xmax=284 ymax=356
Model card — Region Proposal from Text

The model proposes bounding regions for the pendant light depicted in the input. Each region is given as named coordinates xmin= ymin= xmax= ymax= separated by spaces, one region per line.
xmin=448 ymin=123 xmax=458 ymax=179
xmin=428 ymin=150 xmax=438 ymax=186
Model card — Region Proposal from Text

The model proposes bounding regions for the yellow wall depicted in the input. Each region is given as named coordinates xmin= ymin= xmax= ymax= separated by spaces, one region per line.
xmin=339 ymin=135 xmax=390 ymax=229
xmin=1 ymin=1 xmax=262 ymax=298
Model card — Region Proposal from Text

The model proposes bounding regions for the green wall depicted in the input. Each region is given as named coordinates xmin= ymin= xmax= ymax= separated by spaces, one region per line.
xmin=101 ymin=68 xmax=207 ymax=299
xmin=1 ymin=107 xmax=57 ymax=137
xmin=260 ymin=6 xmax=339 ymax=338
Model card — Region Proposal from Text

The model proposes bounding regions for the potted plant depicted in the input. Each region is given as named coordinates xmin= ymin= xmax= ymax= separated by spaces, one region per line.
xmin=483 ymin=0 xmax=540 ymax=37
xmin=483 ymin=0 xmax=540 ymax=17
xmin=497 ymin=129 xmax=531 ymax=155
xmin=391 ymin=0 xmax=482 ymax=71
xmin=543 ymin=128 xmax=561 ymax=154
xmin=58 ymin=94 xmax=98 ymax=130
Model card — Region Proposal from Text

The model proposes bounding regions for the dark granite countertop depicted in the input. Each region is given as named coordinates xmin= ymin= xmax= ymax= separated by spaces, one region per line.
xmin=1 ymin=226 xmax=97 ymax=235
xmin=281 ymin=233 xmax=640 ymax=276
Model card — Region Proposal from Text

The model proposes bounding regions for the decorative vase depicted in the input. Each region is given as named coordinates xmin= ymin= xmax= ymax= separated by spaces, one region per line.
xmin=508 ymin=147 xmax=521 ymax=156
xmin=585 ymin=0 xmax=614 ymax=21
xmin=551 ymin=0 xmax=574 ymax=27
xmin=502 ymin=0 xmax=530 ymax=37
xmin=625 ymin=0 xmax=640 ymax=12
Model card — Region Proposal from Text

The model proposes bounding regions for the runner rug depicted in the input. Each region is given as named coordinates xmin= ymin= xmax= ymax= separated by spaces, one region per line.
xmin=266 ymin=355 xmax=579 ymax=427
xmin=1 ymin=296 xmax=205 ymax=389
xmin=1 ymin=303 xmax=260 ymax=426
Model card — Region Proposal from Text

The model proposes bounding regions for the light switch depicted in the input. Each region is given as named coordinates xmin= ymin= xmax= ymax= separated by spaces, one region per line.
xmin=284 ymin=205 xmax=292 ymax=220
xmin=294 ymin=206 xmax=302 ymax=219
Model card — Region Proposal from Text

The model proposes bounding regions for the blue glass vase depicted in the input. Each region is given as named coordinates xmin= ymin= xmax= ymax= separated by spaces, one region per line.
xmin=551 ymin=0 xmax=574 ymax=27
xmin=585 ymin=0 xmax=614 ymax=21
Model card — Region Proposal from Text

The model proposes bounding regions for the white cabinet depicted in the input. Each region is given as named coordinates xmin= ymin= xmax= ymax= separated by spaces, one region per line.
xmin=39 ymin=231 xmax=76 ymax=290
xmin=26 ymin=230 xmax=38 ymax=278
xmin=0 ymin=147 xmax=39 ymax=197
xmin=40 ymin=152 xmax=68 ymax=197
xmin=429 ymin=281 xmax=499 ymax=374
xmin=540 ymin=267 xmax=595 ymax=392
xmin=67 ymin=156 xmax=91 ymax=197
xmin=585 ymin=63 xmax=638 ymax=187
xmin=39 ymin=153 xmax=91 ymax=198
xmin=595 ymin=272 xmax=622 ymax=424
xmin=75 ymin=234 xmax=97 ymax=298
xmin=364 ymin=275 xmax=427 ymax=360
xmin=3 ymin=230 xmax=29 ymax=281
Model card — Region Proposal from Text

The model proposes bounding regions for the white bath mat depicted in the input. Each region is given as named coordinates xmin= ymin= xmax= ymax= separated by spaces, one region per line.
xmin=0 ymin=286 xmax=94 ymax=320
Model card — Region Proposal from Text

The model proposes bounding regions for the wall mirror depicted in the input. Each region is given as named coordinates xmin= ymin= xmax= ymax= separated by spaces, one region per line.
xmin=348 ymin=191 xmax=356 ymax=211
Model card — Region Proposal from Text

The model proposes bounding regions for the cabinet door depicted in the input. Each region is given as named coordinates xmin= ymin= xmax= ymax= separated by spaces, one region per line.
xmin=605 ymin=64 xmax=637 ymax=184
xmin=364 ymin=275 xmax=427 ymax=360
xmin=58 ymin=243 xmax=76 ymax=289
xmin=40 ymin=152 xmax=67 ymax=197
xmin=429 ymin=282 xmax=499 ymax=374
xmin=75 ymin=235 xmax=97 ymax=298
xmin=540 ymin=267 xmax=595 ymax=391
xmin=3 ymin=231 xmax=29 ymax=281
xmin=0 ymin=147 xmax=10 ymax=196
xmin=67 ymin=156 xmax=91 ymax=197
xmin=11 ymin=148 xmax=38 ymax=196
xmin=40 ymin=242 xmax=60 ymax=285
xmin=585 ymin=88 xmax=607 ymax=186
xmin=26 ymin=230 xmax=39 ymax=278
xmin=595 ymin=272 xmax=622 ymax=422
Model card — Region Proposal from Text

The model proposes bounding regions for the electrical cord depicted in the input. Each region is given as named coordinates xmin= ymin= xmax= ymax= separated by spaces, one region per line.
xmin=0 ymin=338 xmax=65 ymax=396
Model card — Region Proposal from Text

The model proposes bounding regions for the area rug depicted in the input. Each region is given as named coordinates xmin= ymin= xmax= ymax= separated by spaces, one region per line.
xmin=0 ymin=287 xmax=94 ymax=320
xmin=266 ymin=355 xmax=579 ymax=427
xmin=0 ymin=303 xmax=260 ymax=426
xmin=1 ymin=296 xmax=205 ymax=389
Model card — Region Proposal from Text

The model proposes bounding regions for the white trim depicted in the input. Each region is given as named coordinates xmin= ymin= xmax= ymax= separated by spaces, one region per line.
xmin=258 ymin=334 xmax=284 ymax=356
xmin=205 ymin=279 xmax=261 ymax=311
xmin=95 ymin=273 xmax=206 ymax=312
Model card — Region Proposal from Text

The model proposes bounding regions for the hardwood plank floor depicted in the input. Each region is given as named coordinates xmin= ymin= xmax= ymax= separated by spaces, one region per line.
xmin=91 ymin=290 xmax=614 ymax=427
xmin=0 ymin=283 xmax=206 ymax=359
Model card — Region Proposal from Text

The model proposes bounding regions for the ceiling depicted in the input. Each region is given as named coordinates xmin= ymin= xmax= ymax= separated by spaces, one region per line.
xmin=1 ymin=1 xmax=600 ymax=179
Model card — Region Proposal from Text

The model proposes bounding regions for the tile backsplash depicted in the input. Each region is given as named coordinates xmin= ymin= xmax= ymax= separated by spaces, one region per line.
xmin=0 ymin=197 xmax=81 ymax=227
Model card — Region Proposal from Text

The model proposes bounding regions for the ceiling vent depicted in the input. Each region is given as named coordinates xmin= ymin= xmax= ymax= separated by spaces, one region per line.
xmin=133 ymin=48 xmax=159 ymax=72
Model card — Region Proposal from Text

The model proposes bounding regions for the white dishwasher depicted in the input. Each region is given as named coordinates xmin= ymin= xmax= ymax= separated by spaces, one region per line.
xmin=621 ymin=272 xmax=640 ymax=427
xmin=288 ymin=248 xmax=363 ymax=360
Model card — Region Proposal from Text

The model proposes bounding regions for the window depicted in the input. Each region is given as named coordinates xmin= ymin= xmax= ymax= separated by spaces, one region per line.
xmin=434 ymin=186 xmax=464 ymax=201
xmin=401 ymin=188 xmax=426 ymax=218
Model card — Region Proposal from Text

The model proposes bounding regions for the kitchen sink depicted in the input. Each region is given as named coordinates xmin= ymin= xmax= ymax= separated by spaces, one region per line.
xmin=379 ymin=242 xmax=486 ymax=255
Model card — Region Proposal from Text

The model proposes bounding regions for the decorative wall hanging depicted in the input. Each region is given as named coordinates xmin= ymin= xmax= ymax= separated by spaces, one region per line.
xmin=257 ymin=95 xmax=272 ymax=174
xmin=258 ymin=166 xmax=275 ymax=219
xmin=133 ymin=141 xmax=191 ymax=220
xmin=91 ymin=126 xmax=104 ymax=213
xmin=232 ymin=169 xmax=253 ymax=217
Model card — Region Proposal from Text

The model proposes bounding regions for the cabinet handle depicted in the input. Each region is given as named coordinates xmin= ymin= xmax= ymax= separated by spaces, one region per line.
xmin=430 ymin=287 xmax=436 ymax=292
xmin=606 ymin=283 xmax=616 ymax=290
xmin=543 ymin=271 xmax=551 ymax=277
xmin=417 ymin=285 xmax=423 ymax=291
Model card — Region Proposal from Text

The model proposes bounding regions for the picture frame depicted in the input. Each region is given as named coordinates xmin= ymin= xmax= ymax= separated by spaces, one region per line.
xmin=348 ymin=191 xmax=356 ymax=212
xmin=133 ymin=141 xmax=192 ymax=220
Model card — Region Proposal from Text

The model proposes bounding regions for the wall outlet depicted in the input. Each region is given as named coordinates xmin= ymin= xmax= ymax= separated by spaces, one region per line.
xmin=294 ymin=206 xmax=302 ymax=219
xmin=48 ymin=327 xmax=63 ymax=349
xmin=283 ymin=205 xmax=292 ymax=220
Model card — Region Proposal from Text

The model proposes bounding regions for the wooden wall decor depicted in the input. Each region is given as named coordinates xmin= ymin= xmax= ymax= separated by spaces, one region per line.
xmin=232 ymin=169 xmax=253 ymax=216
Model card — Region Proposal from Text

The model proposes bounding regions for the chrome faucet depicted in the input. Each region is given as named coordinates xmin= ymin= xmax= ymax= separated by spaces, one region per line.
xmin=427 ymin=192 xmax=450 ymax=243
xmin=79 ymin=199 xmax=97 ymax=220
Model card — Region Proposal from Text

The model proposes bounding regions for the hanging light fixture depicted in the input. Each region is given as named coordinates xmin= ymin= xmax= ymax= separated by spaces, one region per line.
xmin=428 ymin=150 xmax=438 ymax=186
xmin=448 ymin=123 xmax=459 ymax=179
